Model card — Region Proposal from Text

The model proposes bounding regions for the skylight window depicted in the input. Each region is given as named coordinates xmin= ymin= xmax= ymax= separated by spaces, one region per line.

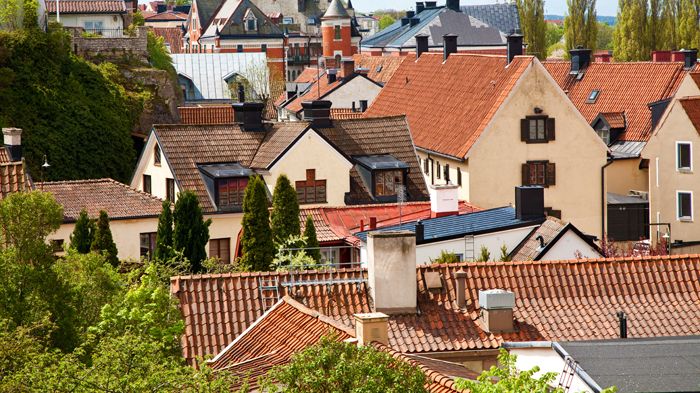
xmin=586 ymin=89 xmax=600 ymax=104
xmin=375 ymin=65 xmax=383 ymax=73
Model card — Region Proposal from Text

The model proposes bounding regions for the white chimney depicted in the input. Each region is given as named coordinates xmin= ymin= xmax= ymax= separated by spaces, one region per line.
xmin=429 ymin=183 xmax=459 ymax=217
xmin=354 ymin=312 xmax=389 ymax=346
xmin=367 ymin=231 xmax=417 ymax=314
xmin=2 ymin=128 xmax=22 ymax=162
xmin=479 ymin=289 xmax=515 ymax=333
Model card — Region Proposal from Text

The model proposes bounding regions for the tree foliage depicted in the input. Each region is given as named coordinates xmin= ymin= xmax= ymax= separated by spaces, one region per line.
xmin=272 ymin=235 xmax=317 ymax=271
xmin=378 ymin=15 xmax=396 ymax=30
xmin=430 ymin=250 xmax=460 ymax=264
xmin=263 ymin=334 xmax=427 ymax=393
xmin=0 ymin=0 xmax=38 ymax=30
xmin=69 ymin=209 xmax=95 ymax=254
xmin=240 ymin=175 xmax=274 ymax=271
xmin=564 ymin=0 xmax=598 ymax=51
xmin=173 ymin=190 xmax=211 ymax=273
xmin=303 ymin=215 xmax=321 ymax=263
xmin=270 ymin=174 xmax=301 ymax=246
xmin=614 ymin=0 xmax=650 ymax=60
xmin=155 ymin=200 xmax=174 ymax=261
xmin=90 ymin=210 xmax=119 ymax=267
xmin=516 ymin=0 xmax=547 ymax=59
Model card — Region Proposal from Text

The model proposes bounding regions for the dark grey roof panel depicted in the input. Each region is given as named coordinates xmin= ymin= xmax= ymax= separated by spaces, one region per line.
xmin=461 ymin=3 xmax=521 ymax=35
xmin=354 ymin=154 xmax=408 ymax=170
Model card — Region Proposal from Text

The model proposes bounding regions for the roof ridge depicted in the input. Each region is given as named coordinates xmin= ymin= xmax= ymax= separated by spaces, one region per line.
xmin=281 ymin=296 xmax=356 ymax=336
xmin=170 ymin=266 xmax=366 ymax=281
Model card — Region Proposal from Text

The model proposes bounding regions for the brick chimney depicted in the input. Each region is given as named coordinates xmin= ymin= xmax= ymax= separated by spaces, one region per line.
xmin=593 ymin=52 xmax=611 ymax=63
xmin=367 ymin=231 xmax=417 ymax=314
xmin=652 ymin=50 xmax=671 ymax=62
xmin=671 ymin=50 xmax=685 ymax=62
xmin=479 ymin=289 xmax=515 ymax=333
xmin=2 ymin=128 xmax=22 ymax=162
xmin=354 ymin=312 xmax=389 ymax=346
xmin=340 ymin=59 xmax=355 ymax=78
xmin=429 ymin=183 xmax=459 ymax=218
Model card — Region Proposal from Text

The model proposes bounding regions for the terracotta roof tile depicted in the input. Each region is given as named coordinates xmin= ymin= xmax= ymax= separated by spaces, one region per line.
xmin=178 ymin=106 xmax=233 ymax=124
xmin=543 ymin=61 xmax=691 ymax=141
xmin=283 ymin=71 xmax=345 ymax=114
xmin=352 ymin=54 xmax=405 ymax=84
xmin=145 ymin=10 xmax=188 ymax=20
xmin=330 ymin=108 xmax=363 ymax=120
xmin=46 ymin=0 xmax=126 ymax=14
xmin=172 ymin=254 xmax=700 ymax=365
xmin=152 ymin=27 xmax=184 ymax=54
xmin=43 ymin=178 xmax=164 ymax=222
xmin=679 ymin=97 xmax=700 ymax=134
xmin=364 ymin=53 xmax=533 ymax=158
xmin=0 ymin=162 xmax=31 ymax=198
xmin=600 ymin=112 xmax=626 ymax=129
xmin=510 ymin=216 xmax=568 ymax=261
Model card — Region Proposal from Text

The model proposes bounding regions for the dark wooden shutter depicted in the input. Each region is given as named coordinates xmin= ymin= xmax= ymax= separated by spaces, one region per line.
xmin=522 ymin=163 xmax=530 ymax=185
xmin=546 ymin=117 xmax=555 ymax=141
xmin=546 ymin=162 xmax=556 ymax=186
xmin=521 ymin=119 xmax=529 ymax=141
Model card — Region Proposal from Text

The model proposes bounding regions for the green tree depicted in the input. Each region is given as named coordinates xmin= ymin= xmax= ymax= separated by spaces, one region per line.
xmin=303 ymin=215 xmax=321 ymax=263
xmin=476 ymin=245 xmax=491 ymax=262
xmin=564 ymin=0 xmax=598 ymax=51
xmin=378 ymin=15 xmax=395 ymax=30
xmin=90 ymin=210 xmax=119 ymax=267
xmin=272 ymin=234 xmax=316 ymax=271
xmin=516 ymin=0 xmax=547 ymax=59
xmin=546 ymin=22 xmax=565 ymax=48
xmin=676 ymin=0 xmax=700 ymax=49
xmin=614 ymin=0 xmax=650 ymax=61
xmin=69 ymin=209 xmax=95 ymax=254
xmin=270 ymin=175 xmax=301 ymax=246
xmin=499 ymin=244 xmax=511 ymax=262
xmin=659 ymin=0 xmax=680 ymax=49
xmin=263 ymin=334 xmax=427 ymax=393
xmin=173 ymin=191 xmax=211 ymax=273
xmin=648 ymin=0 xmax=663 ymax=51
xmin=240 ymin=176 xmax=274 ymax=271
xmin=596 ymin=22 xmax=615 ymax=50
xmin=155 ymin=200 xmax=174 ymax=261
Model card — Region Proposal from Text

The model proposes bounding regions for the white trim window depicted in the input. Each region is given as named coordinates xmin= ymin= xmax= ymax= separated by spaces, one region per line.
xmin=676 ymin=141 xmax=692 ymax=172
xmin=677 ymin=191 xmax=693 ymax=221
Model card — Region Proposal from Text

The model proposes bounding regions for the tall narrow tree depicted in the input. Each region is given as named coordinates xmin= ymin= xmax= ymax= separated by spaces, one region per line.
xmin=648 ymin=0 xmax=663 ymax=51
xmin=516 ymin=0 xmax=547 ymax=59
xmin=240 ymin=176 xmax=274 ymax=271
xmin=173 ymin=191 xmax=211 ymax=273
xmin=91 ymin=210 xmax=119 ymax=267
xmin=677 ymin=0 xmax=700 ymax=49
xmin=303 ymin=215 xmax=321 ymax=263
xmin=270 ymin=175 xmax=301 ymax=245
xmin=70 ymin=209 xmax=95 ymax=254
xmin=614 ymin=0 xmax=650 ymax=60
xmin=154 ymin=200 xmax=173 ymax=261
xmin=564 ymin=0 xmax=598 ymax=52
xmin=660 ymin=0 xmax=680 ymax=49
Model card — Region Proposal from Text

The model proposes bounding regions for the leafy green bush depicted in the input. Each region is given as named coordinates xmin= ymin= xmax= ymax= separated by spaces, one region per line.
xmin=430 ymin=250 xmax=461 ymax=264
xmin=147 ymin=30 xmax=175 ymax=75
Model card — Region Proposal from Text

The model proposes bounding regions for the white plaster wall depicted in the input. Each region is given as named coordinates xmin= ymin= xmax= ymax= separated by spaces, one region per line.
xmin=131 ymin=135 xmax=180 ymax=203
xmin=323 ymin=76 xmax=382 ymax=109
xmin=510 ymin=348 xmax=593 ymax=393
xmin=540 ymin=230 xmax=602 ymax=261
xmin=50 ymin=14 xmax=123 ymax=30
xmin=417 ymin=152 xmax=469 ymax=201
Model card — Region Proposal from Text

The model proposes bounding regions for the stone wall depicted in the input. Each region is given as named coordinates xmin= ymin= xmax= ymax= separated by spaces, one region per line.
xmin=67 ymin=26 xmax=148 ymax=64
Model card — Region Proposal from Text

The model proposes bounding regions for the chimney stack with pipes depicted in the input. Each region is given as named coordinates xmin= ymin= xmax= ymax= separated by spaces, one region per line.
xmin=302 ymin=100 xmax=333 ymax=128
xmin=506 ymin=29 xmax=523 ymax=64
xmin=2 ymin=128 xmax=22 ymax=162
xmin=443 ymin=34 xmax=457 ymax=61
xmin=232 ymin=103 xmax=265 ymax=131
xmin=367 ymin=231 xmax=417 ymax=314
xmin=429 ymin=183 xmax=459 ymax=218
xmin=569 ymin=46 xmax=591 ymax=74
xmin=354 ymin=312 xmax=389 ymax=346
xmin=415 ymin=34 xmax=429 ymax=59
xmin=479 ymin=289 xmax=515 ymax=333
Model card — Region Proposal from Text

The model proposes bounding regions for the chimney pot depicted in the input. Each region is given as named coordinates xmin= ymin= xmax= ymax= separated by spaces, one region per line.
xmin=415 ymin=34 xmax=429 ymax=59
xmin=455 ymin=270 xmax=467 ymax=308
xmin=506 ymin=29 xmax=523 ymax=65
xmin=416 ymin=1 xmax=425 ymax=13
xmin=302 ymin=100 xmax=333 ymax=128
xmin=367 ymin=231 xmax=417 ymax=314
xmin=429 ymin=183 xmax=459 ymax=217
xmin=515 ymin=186 xmax=545 ymax=221
xmin=232 ymin=103 xmax=265 ymax=131
xmin=354 ymin=312 xmax=389 ymax=346
xmin=442 ymin=34 xmax=458 ymax=61
xmin=445 ymin=0 xmax=460 ymax=12
xmin=479 ymin=289 xmax=515 ymax=333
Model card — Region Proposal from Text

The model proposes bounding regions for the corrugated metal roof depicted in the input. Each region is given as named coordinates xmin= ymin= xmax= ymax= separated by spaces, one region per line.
xmin=607 ymin=192 xmax=647 ymax=205
xmin=172 ymin=53 xmax=268 ymax=101
xmin=355 ymin=206 xmax=543 ymax=242
xmin=609 ymin=140 xmax=646 ymax=158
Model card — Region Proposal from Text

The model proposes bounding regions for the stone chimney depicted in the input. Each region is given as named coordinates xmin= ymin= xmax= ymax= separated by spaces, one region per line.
xmin=479 ymin=289 xmax=515 ymax=333
xmin=340 ymin=59 xmax=355 ymax=78
xmin=302 ymin=100 xmax=333 ymax=128
xmin=2 ymin=128 xmax=22 ymax=162
xmin=367 ymin=231 xmax=417 ymax=314
xmin=354 ymin=312 xmax=389 ymax=346
xmin=429 ymin=183 xmax=459 ymax=218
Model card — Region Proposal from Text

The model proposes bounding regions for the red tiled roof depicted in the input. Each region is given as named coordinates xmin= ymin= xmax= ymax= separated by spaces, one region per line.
xmin=43 ymin=178 xmax=164 ymax=222
xmin=364 ymin=53 xmax=534 ymax=158
xmin=352 ymin=54 xmax=405 ymax=84
xmin=543 ymin=61 xmax=691 ymax=141
xmin=46 ymin=0 xmax=126 ymax=14
xmin=145 ymin=10 xmax=188 ymax=20
xmin=171 ymin=254 xmax=700 ymax=365
xmin=679 ymin=97 xmax=700 ymax=134
xmin=0 ymin=162 xmax=31 ymax=198
xmin=274 ymin=67 xmax=322 ymax=108
xmin=178 ymin=106 xmax=233 ymax=124
xmin=600 ymin=112 xmax=626 ymax=129
xmin=152 ymin=27 xmax=184 ymax=54
xmin=283 ymin=72 xmax=345 ymax=114
xmin=330 ymin=108 xmax=363 ymax=120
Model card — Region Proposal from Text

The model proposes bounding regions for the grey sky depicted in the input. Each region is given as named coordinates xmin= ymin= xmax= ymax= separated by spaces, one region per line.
xmin=350 ymin=1 xmax=618 ymax=17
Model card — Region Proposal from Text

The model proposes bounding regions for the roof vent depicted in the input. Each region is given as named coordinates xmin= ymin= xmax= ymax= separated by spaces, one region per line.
xmin=479 ymin=289 xmax=515 ymax=333
xmin=232 ymin=102 xmax=265 ymax=131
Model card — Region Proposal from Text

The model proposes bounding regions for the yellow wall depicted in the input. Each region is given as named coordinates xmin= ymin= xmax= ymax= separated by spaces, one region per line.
xmin=468 ymin=62 xmax=608 ymax=238
xmin=264 ymin=129 xmax=353 ymax=207
xmin=207 ymin=212 xmax=244 ymax=262
xmin=605 ymin=158 xmax=649 ymax=195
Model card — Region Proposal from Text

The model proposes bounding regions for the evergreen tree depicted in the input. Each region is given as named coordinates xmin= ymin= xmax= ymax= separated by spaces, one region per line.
xmin=270 ymin=174 xmax=301 ymax=245
xmin=564 ymin=0 xmax=598 ymax=52
xmin=303 ymin=215 xmax=321 ymax=263
xmin=90 ymin=211 xmax=119 ymax=267
xmin=516 ymin=0 xmax=547 ymax=59
xmin=614 ymin=0 xmax=650 ymax=61
xmin=154 ymin=200 xmax=173 ymax=261
xmin=70 ymin=209 xmax=95 ymax=254
xmin=240 ymin=176 xmax=274 ymax=271
xmin=173 ymin=191 xmax=211 ymax=273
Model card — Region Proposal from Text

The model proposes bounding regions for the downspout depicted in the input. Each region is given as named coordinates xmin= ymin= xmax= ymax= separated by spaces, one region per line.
xmin=601 ymin=158 xmax=613 ymax=241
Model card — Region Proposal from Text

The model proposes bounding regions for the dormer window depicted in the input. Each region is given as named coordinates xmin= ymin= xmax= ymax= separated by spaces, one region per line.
xmin=355 ymin=154 xmax=409 ymax=200
xmin=375 ymin=170 xmax=404 ymax=196
xmin=199 ymin=163 xmax=254 ymax=211
xmin=217 ymin=178 xmax=248 ymax=208
xmin=244 ymin=10 xmax=257 ymax=31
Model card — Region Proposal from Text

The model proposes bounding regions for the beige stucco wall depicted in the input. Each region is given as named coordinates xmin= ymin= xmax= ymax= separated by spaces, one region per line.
xmin=50 ymin=14 xmax=124 ymax=31
xmin=468 ymin=62 xmax=608 ymax=238
xmin=605 ymin=158 xmax=648 ymax=195
xmin=264 ymin=129 xmax=353 ymax=207
xmin=323 ymin=76 xmax=382 ymax=109
xmin=674 ymin=73 xmax=700 ymax=99
xmin=644 ymin=99 xmax=700 ymax=243
xmin=131 ymin=134 xmax=180 ymax=203
xmin=50 ymin=217 xmax=159 ymax=261
xmin=207 ymin=212 xmax=243 ymax=262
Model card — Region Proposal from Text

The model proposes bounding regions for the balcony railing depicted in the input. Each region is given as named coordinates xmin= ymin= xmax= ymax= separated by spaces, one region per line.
xmin=82 ymin=28 xmax=126 ymax=38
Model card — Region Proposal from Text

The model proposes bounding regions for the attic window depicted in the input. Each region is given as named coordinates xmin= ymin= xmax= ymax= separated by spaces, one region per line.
xmin=586 ymin=89 xmax=600 ymax=104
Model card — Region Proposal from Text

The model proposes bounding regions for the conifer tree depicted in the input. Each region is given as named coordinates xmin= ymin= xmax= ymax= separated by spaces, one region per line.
xmin=70 ymin=209 xmax=95 ymax=254
xmin=173 ymin=191 xmax=211 ymax=273
xmin=154 ymin=200 xmax=173 ymax=261
xmin=564 ymin=0 xmax=598 ymax=52
xmin=614 ymin=0 xmax=650 ymax=61
xmin=660 ymin=0 xmax=680 ymax=49
xmin=648 ymin=0 xmax=663 ymax=51
xmin=676 ymin=0 xmax=699 ymax=49
xmin=240 ymin=176 xmax=274 ymax=271
xmin=270 ymin=175 xmax=301 ymax=245
xmin=91 ymin=210 xmax=119 ymax=267
xmin=516 ymin=0 xmax=547 ymax=59
xmin=303 ymin=215 xmax=322 ymax=263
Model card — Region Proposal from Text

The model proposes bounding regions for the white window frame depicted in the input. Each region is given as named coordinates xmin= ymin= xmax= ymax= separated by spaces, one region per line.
xmin=676 ymin=190 xmax=693 ymax=222
xmin=675 ymin=141 xmax=693 ymax=172
xmin=655 ymin=157 xmax=660 ymax=188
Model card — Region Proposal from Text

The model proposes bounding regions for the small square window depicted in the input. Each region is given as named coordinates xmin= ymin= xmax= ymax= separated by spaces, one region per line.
xmin=678 ymin=191 xmax=693 ymax=221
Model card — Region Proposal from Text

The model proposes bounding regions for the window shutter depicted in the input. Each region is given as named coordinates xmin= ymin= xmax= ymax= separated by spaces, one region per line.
xmin=522 ymin=163 xmax=530 ymax=185
xmin=546 ymin=162 xmax=556 ymax=186
xmin=521 ymin=119 xmax=529 ymax=141
xmin=546 ymin=117 xmax=555 ymax=141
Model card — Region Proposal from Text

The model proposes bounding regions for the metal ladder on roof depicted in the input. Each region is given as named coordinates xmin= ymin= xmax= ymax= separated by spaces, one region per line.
xmin=557 ymin=355 xmax=577 ymax=392
xmin=258 ymin=276 xmax=280 ymax=312
xmin=463 ymin=235 xmax=475 ymax=261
